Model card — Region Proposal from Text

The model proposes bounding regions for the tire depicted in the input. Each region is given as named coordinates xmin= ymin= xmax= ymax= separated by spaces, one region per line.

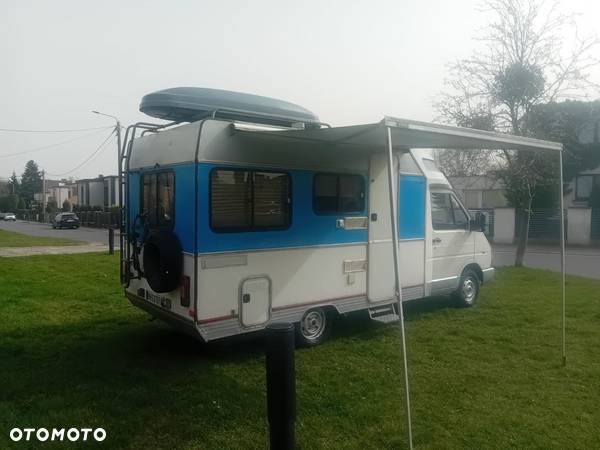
xmin=52 ymin=225 xmax=56 ymax=229
xmin=296 ymin=307 xmax=330 ymax=347
xmin=142 ymin=230 xmax=183 ymax=293
xmin=453 ymin=269 xmax=480 ymax=307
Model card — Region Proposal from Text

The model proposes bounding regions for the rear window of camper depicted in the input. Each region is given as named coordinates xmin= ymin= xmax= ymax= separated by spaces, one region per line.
xmin=210 ymin=169 xmax=291 ymax=232
xmin=141 ymin=172 xmax=175 ymax=228
xmin=313 ymin=173 xmax=365 ymax=214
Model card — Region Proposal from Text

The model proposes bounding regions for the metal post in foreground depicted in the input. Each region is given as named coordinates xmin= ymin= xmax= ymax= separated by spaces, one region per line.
xmin=558 ymin=150 xmax=566 ymax=367
xmin=386 ymin=127 xmax=414 ymax=450
xmin=265 ymin=322 xmax=296 ymax=450
xmin=108 ymin=227 xmax=115 ymax=255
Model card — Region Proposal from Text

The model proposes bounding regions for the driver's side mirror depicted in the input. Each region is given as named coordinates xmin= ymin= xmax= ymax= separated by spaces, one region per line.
xmin=469 ymin=212 xmax=486 ymax=232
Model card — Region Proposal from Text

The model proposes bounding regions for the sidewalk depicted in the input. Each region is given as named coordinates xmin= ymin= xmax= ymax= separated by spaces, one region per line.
xmin=0 ymin=243 xmax=110 ymax=257
xmin=492 ymin=243 xmax=600 ymax=256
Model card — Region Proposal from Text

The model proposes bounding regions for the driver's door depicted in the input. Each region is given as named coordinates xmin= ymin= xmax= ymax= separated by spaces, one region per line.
xmin=429 ymin=190 xmax=474 ymax=286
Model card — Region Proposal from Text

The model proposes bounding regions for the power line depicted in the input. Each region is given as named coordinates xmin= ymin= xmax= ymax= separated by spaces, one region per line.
xmin=0 ymin=125 xmax=113 ymax=133
xmin=0 ymin=127 xmax=112 ymax=159
xmin=47 ymin=130 xmax=116 ymax=177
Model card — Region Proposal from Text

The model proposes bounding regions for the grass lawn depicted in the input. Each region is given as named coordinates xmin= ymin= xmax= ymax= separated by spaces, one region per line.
xmin=1 ymin=253 xmax=599 ymax=449
xmin=0 ymin=229 xmax=82 ymax=247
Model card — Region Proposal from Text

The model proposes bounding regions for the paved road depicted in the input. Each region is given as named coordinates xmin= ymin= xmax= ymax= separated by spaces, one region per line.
xmin=493 ymin=245 xmax=600 ymax=279
xmin=0 ymin=220 xmax=117 ymax=245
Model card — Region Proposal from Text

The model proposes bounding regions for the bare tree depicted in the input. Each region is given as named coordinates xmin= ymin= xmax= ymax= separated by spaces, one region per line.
xmin=437 ymin=0 xmax=599 ymax=266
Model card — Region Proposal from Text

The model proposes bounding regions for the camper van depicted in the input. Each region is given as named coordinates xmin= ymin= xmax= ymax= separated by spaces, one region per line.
xmin=120 ymin=88 xmax=495 ymax=345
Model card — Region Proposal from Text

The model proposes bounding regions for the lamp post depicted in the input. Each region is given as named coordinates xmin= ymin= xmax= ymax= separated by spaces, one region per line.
xmin=91 ymin=110 xmax=122 ymax=210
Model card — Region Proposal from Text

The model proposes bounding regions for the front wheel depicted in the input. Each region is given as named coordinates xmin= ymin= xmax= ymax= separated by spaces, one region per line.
xmin=297 ymin=308 xmax=330 ymax=347
xmin=453 ymin=269 xmax=480 ymax=307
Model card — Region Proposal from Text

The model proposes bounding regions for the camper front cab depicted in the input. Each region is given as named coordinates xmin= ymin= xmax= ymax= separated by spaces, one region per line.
xmin=120 ymin=88 xmax=495 ymax=345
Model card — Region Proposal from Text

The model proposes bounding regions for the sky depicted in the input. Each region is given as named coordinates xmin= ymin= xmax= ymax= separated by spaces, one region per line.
xmin=1 ymin=0 xmax=599 ymax=181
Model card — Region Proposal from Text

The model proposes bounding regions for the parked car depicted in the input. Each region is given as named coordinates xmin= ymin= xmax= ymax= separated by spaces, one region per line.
xmin=52 ymin=213 xmax=80 ymax=229
xmin=0 ymin=212 xmax=16 ymax=221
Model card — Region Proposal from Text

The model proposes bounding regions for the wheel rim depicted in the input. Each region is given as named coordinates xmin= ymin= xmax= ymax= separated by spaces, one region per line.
xmin=301 ymin=309 xmax=326 ymax=340
xmin=462 ymin=277 xmax=477 ymax=303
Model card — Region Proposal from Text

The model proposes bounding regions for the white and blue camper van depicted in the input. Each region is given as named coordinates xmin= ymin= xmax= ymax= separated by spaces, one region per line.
xmin=120 ymin=87 xmax=499 ymax=345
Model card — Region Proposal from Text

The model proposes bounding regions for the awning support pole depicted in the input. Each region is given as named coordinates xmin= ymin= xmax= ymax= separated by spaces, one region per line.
xmin=386 ymin=126 xmax=414 ymax=449
xmin=559 ymin=150 xmax=566 ymax=367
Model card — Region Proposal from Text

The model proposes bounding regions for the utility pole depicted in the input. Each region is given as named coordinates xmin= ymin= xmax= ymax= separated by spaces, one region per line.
xmin=42 ymin=169 xmax=46 ymax=223
xmin=91 ymin=111 xmax=121 ymax=205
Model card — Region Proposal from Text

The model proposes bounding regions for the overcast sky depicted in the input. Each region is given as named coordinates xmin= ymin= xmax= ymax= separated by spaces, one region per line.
xmin=1 ymin=0 xmax=598 ymax=180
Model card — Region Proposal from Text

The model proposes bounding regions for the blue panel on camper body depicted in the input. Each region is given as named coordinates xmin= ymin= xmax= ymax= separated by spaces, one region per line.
xmin=197 ymin=163 xmax=368 ymax=253
xmin=399 ymin=175 xmax=426 ymax=239
xmin=127 ymin=164 xmax=423 ymax=253
xmin=127 ymin=164 xmax=196 ymax=253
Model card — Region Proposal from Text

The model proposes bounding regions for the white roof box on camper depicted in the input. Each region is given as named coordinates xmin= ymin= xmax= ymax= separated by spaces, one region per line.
xmin=139 ymin=87 xmax=321 ymax=129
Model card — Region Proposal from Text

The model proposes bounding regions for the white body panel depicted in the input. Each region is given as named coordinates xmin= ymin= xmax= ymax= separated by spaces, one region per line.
xmin=197 ymin=245 xmax=367 ymax=323
xmin=368 ymin=153 xmax=395 ymax=302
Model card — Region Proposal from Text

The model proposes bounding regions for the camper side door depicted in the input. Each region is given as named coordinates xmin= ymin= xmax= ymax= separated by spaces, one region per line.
xmin=429 ymin=190 xmax=474 ymax=293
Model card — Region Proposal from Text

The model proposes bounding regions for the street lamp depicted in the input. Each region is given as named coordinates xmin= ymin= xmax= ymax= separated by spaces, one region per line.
xmin=91 ymin=110 xmax=122 ymax=208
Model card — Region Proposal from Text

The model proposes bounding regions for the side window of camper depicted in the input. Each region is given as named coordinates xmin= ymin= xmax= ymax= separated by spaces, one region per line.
xmin=141 ymin=172 xmax=175 ymax=228
xmin=210 ymin=169 xmax=291 ymax=232
xmin=430 ymin=192 xmax=469 ymax=230
xmin=313 ymin=173 xmax=365 ymax=214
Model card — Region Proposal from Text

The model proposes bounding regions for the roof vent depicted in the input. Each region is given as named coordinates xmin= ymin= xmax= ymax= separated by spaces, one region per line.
xmin=139 ymin=87 xmax=321 ymax=128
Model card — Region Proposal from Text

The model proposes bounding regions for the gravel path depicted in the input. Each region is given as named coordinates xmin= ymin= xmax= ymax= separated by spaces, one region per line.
xmin=0 ymin=243 xmax=109 ymax=257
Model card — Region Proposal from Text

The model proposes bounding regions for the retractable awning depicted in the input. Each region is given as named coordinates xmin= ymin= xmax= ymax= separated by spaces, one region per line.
xmin=234 ymin=116 xmax=562 ymax=152
xmin=236 ymin=116 xmax=564 ymax=450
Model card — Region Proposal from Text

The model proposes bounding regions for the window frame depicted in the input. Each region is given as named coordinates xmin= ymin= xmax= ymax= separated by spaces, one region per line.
xmin=312 ymin=172 xmax=366 ymax=215
xmin=575 ymin=174 xmax=599 ymax=201
xmin=209 ymin=167 xmax=292 ymax=233
xmin=430 ymin=190 xmax=470 ymax=231
xmin=139 ymin=170 xmax=176 ymax=230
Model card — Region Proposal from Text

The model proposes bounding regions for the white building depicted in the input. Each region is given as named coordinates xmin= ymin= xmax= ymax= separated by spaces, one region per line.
xmin=448 ymin=175 xmax=508 ymax=209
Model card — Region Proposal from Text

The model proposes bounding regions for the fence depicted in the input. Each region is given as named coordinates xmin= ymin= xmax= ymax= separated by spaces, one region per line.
xmin=15 ymin=210 xmax=119 ymax=229
xmin=515 ymin=209 xmax=567 ymax=241
xmin=592 ymin=209 xmax=600 ymax=241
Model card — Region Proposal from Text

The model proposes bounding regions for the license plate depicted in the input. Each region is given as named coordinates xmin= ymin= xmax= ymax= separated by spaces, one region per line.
xmin=146 ymin=291 xmax=171 ymax=310
xmin=67 ymin=220 xmax=74 ymax=222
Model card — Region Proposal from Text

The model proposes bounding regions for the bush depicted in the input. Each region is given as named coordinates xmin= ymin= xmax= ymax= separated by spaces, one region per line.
xmin=0 ymin=194 xmax=19 ymax=212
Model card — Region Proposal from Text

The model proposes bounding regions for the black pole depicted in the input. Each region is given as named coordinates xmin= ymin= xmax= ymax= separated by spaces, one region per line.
xmin=108 ymin=227 xmax=115 ymax=255
xmin=265 ymin=322 xmax=296 ymax=450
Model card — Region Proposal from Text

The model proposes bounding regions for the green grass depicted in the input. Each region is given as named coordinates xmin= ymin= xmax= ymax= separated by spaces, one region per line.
xmin=0 ymin=229 xmax=82 ymax=247
xmin=1 ymin=254 xmax=599 ymax=449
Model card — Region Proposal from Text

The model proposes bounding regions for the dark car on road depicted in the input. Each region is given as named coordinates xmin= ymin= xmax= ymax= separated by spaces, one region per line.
xmin=52 ymin=212 xmax=80 ymax=229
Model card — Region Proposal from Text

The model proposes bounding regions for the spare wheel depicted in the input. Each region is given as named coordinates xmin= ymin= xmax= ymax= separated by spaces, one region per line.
xmin=143 ymin=230 xmax=183 ymax=293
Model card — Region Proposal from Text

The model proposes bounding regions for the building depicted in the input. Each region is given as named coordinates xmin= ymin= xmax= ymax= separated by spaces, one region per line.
xmin=74 ymin=175 xmax=120 ymax=208
xmin=34 ymin=180 xmax=72 ymax=209
xmin=448 ymin=175 xmax=508 ymax=209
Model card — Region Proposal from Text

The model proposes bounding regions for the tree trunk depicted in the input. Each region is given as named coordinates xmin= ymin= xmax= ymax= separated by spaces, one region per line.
xmin=514 ymin=199 xmax=532 ymax=267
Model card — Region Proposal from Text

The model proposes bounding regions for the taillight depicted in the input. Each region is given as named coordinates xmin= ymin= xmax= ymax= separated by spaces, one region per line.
xmin=180 ymin=276 xmax=190 ymax=307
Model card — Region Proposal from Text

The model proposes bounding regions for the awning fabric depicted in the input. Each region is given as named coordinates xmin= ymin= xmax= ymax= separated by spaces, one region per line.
xmin=234 ymin=116 xmax=562 ymax=152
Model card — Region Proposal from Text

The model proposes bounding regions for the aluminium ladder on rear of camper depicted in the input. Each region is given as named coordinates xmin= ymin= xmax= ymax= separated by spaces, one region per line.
xmin=118 ymin=121 xmax=178 ymax=286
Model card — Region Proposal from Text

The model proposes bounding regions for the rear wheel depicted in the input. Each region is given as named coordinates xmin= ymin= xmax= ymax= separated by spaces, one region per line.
xmin=453 ymin=269 xmax=480 ymax=307
xmin=297 ymin=308 xmax=330 ymax=346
